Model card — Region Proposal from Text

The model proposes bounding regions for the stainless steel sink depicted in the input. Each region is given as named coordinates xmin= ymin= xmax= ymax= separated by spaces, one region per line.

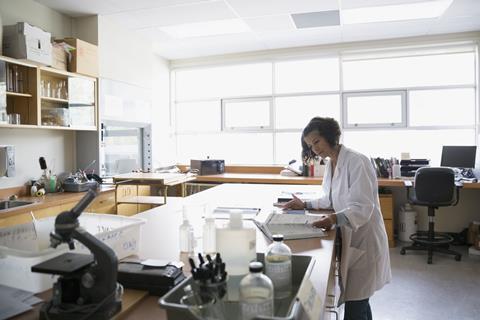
xmin=0 ymin=200 xmax=34 ymax=210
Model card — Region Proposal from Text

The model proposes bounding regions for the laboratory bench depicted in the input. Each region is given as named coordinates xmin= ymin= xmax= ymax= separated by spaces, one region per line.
xmin=12 ymin=183 xmax=338 ymax=320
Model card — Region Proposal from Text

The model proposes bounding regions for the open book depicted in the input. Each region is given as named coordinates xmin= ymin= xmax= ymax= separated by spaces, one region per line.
xmin=255 ymin=212 xmax=327 ymax=240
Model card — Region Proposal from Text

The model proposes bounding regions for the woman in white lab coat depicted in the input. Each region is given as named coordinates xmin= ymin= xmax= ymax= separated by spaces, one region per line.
xmin=284 ymin=117 xmax=391 ymax=320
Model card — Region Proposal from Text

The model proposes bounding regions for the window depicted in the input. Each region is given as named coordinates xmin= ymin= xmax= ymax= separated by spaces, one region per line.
xmin=222 ymin=98 xmax=272 ymax=130
xmin=173 ymin=43 xmax=478 ymax=165
xmin=409 ymin=88 xmax=475 ymax=127
xmin=274 ymin=58 xmax=340 ymax=93
xmin=175 ymin=63 xmax=272 ymax=100
xmin=275 ymin=95 xmax=340 ymax=129
xmin=343 ymin=92 xmax=405 ymax=127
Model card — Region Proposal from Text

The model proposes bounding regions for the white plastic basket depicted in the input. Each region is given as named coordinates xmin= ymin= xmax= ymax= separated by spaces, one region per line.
xmin=0 ymin=213 xmax=145 ymax=293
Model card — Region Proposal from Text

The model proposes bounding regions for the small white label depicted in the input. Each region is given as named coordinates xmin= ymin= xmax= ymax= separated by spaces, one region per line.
xmin=297 ymin=278 xmax=322 ymax=320
xmin=265 ymin=260 xmax=291 ymax=288
xmin=241 ymin=299 xmax=274 ymax=320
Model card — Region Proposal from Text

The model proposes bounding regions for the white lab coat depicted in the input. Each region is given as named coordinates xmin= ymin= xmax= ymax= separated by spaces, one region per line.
xmin=306 ymin=146 xmax=391 ymax=305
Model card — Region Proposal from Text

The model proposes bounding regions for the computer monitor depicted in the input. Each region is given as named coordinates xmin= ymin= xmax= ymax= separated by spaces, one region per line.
xmin=440 ymin=146 xmax=477 ymax=168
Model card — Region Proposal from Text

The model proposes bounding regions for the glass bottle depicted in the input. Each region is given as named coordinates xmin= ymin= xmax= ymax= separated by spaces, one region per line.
xmin=265 ymin=234 xmax=292 ymax=299
xmin=240 ymin=261 xmax=274 ymax=320
xmin=179 ymin=205 xmax=194 ymax=254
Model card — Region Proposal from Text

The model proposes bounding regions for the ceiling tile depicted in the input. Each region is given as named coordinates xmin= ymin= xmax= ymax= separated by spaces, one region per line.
xmin=292 ymin=11 xmax=340 ymax=29
xmin=107 ymin=0 xmax=210 ymax=11
xmin=226 ymin=0 xmax=339 ymax=18
xmin=443 ymin=0 xmax=480 ymax=18
xmin=341 ymin=19 xmax=433 ymax=42
xmin=341 ymin=0 xmax=429 ymax=10
xmin=257 ymin=26 xmax=342 ymax=50
xmin=244 ymin=15 xmax=296 ymax=32
xmin=124 ymin=1 xmax=237 ymax=28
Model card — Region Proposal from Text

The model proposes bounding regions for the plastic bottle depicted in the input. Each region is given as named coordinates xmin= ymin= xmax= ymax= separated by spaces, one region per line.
xmin=179 ymin=205 xmax=194 ymax=254
xmin=216 ymin=211 xmax=256 ymax=301
xmin=203 ymin=206 xmax=216 ymax=254
xmin=240 ymin=261 xmax=274 ymax=320
xmin=265 ymin=234 xmax=292 ymax=299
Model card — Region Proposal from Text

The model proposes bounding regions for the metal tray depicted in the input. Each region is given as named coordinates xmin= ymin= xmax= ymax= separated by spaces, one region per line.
xmin=159 ymin=253 xmax=315 ymax=320
xmin=62 ymin=180 xmax=98 ymax=192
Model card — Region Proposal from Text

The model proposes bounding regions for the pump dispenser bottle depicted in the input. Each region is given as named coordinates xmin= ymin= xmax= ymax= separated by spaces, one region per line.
xmin=216 ymin=211 xmax=256 ymax=301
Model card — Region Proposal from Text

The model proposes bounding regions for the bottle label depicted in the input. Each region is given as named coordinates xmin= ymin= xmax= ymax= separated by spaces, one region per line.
xmin=265 ymin=260 xmax=292 ymax=288
xmin=241 ymin=299 xmax=273 ymax=319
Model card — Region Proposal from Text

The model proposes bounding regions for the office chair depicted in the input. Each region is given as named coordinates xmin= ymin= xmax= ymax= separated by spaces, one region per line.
xmin=400 ymin=167 xmax=462 ymax=264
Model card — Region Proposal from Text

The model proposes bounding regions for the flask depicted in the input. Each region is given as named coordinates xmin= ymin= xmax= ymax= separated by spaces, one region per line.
xmin=265 ymin=234 xmax=292 ymax=299
xmin=179 ymin=205 xmax=194 ymax=254
xmin=216 ymin=211 xmax=256 ymax=301
xmin=240 ymin=261 xmax=274 ymax=320
xmin=202 ymin=206 xmax=216 ymax=254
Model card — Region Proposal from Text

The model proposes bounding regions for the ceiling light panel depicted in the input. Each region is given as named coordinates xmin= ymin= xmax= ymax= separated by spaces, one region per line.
xmin=341 ymin=0 xmax=431 ymax=10
xmin=226 ymin=0 xmax=339 ymax=18
xmin=244 ymin=15 xmax=296 ymax=32
xmin=342 ymin=0 xmax=454 ymax=25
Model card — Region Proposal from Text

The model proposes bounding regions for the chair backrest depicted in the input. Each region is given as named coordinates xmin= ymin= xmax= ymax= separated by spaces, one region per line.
xmin=414 ymin=167 xmax=455 ymax=206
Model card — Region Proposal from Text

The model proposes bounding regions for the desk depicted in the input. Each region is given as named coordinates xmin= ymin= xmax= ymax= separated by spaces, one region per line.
xmin=128 ymin=183 xmax=337 ymax=319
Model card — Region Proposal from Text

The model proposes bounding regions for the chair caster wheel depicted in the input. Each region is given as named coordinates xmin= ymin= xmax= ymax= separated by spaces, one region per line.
xmin=455 ymin=255 xmax=461 ymax=261
xmin=400 ymin=249 xmax=406 ymax=255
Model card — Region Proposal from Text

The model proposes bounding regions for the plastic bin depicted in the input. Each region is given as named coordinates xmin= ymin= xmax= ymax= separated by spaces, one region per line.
xmin=159 ymin=253 xmax=314 ymax=320
xmin=0 ymin=213 xmax=145 ymax=293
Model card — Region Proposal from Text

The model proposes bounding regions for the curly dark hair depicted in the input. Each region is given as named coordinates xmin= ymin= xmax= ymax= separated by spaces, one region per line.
xmin=301 ymin=117 xmax=341 ymax=162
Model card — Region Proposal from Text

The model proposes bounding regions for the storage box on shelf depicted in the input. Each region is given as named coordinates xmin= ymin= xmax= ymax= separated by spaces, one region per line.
xmin=2 ymin=22 xmax=52 ymax=66
xmin=57 ymin=38 xmax=98 ymax=77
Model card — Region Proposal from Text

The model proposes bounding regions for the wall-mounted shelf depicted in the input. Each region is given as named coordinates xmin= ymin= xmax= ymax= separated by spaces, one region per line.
xmin=0 ymin=55 xmax=98 ymax=131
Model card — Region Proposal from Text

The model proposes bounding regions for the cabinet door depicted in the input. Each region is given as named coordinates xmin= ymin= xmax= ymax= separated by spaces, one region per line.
xmin=87 ymin=191 xmax=116 ymax=214
xmin=0 ymin=212 xmax=32 ymax=228
xmin=379 ymin=195 xmax=393 ymax=220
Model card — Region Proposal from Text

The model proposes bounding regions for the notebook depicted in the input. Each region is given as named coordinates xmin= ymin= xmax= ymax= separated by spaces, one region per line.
xmin=255 ymin=212 xmax=327 ymax=240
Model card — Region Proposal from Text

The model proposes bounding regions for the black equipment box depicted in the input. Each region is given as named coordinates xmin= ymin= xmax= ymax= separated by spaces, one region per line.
xmin=117 ymin=262 xmax=186 ymax=296
xmin=190 ymin=159 xmax=225 ymax=175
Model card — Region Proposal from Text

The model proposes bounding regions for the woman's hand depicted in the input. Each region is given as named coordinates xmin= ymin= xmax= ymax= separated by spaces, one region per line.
xmin=312 ymin=214 xmax=337 ymax=231
xmin=282 ymin=194 xmax=305 ymax=210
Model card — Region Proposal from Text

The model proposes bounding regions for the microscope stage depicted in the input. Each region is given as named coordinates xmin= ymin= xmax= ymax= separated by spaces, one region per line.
xmin=32 ymin=252 xmax=94 ymax=275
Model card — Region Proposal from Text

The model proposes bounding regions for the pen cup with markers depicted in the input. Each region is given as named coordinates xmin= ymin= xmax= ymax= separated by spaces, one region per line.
xmin=181 ymin=285 xmax=225 ymax=320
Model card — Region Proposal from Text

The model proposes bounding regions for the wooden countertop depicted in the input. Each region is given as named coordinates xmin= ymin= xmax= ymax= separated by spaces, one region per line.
xmin=0 ymin=185 xmax=115 ymax=219
xmin=194 ymin=173 xmax=480 ymax=189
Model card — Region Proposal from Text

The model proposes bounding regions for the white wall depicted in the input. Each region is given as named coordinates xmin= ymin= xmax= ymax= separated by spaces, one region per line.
xmin=97 ymin=15 xmax=174 ymax=167
xmin=0 ymin=0 xmax=71 ymax=39
xmin=0 ymin=129 xmax=75 ymax=188
xmin=0 ymin=0 xmax=75 ymax=189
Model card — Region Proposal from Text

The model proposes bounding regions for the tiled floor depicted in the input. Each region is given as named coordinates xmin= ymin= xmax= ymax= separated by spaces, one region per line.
xmin=365 ymin=244 xmax=480 ymax=320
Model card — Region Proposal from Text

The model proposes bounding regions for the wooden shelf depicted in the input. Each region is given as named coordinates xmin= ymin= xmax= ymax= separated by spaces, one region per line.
xmin=41 ymin=96 xmax=69 ymax=103
xmin=0 ymin=123 xmax=39 ymax=129
xmin=40 ymin=125 xmax=97 ymax=131
xmin=6 ymin=91 xmax=32 ymax=98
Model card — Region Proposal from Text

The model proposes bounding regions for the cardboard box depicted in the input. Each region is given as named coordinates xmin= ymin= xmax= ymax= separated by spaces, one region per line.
xmin=51 ymin=43 xmax=67 ymax=70
xmin=2 ymin=22 xmax=52 ymax=66
xmin=61 ymin=37 xmax=98 ymax=77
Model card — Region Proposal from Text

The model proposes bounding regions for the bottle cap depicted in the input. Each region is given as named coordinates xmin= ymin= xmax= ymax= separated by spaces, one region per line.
xmin=272 ymin=234 xmax=284 ymax=242
xmin=249 ymin=261 xmax=263 ymax=273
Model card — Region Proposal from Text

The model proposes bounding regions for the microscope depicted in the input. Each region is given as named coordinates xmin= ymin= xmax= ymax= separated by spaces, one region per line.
xmin=32 ymin=189 xmax=122 ymax=320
